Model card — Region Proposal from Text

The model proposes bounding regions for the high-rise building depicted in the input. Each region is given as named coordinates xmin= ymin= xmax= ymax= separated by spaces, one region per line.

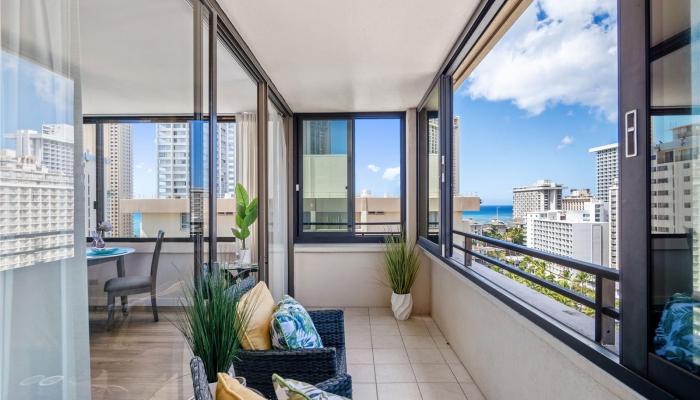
xmin=217 ymin=123 xmax=237 ymax=198
xmin=157 ymin=122 xmax=238 ymax=200
xmin=303 ymin=120 xmax=331 ymax=155
xmin=8 ymin=124 xmax=74 ymax=175
xmin=562 ymin=188 xmax=594 ymax=211
xmin=589 ymin=143 xmax=618 ymax=204
xmin=526 ymin=208 xmax=609 ymax=270
xmin=650 ymin=123 xmax=700 ymax=234
xmin=512 ymin=180 xmax=563 ymax=222
xmin=608 ymin=180 xmax=619 ymax=269
xmin=0 ymin=149 xmax=74 ymax=271
xmin=104 ymin=123 xmax=133 ymax=237
xmin=157 ymin=123 xmax=191 ymax=199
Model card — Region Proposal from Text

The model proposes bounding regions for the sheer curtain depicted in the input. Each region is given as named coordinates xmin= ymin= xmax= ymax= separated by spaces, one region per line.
xmin=236 ymin=112 xmax=258 ymax=260
xmin=1 ymin=0 xmax=90 ymax=398
xmin=267 ymin=102 xmax=288 ymax=299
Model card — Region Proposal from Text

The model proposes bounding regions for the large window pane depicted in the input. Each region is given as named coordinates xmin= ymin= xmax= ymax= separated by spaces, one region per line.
xmin=419 ymin=86 xmax=441 ymax=244
xmin=302 ymin=120 xmax=350 ymax=232
xmin=354 ymin=118 xmax=402 ymax=235
xmin=451 ymin=0 xmax=619 ymax=343
xmin=648 ymin=0 xmax=700 ymax=377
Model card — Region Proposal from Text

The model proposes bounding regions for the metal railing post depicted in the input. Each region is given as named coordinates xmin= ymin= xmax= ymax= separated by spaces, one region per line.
xmin=464 ymin=237 xmax=472 ymax=266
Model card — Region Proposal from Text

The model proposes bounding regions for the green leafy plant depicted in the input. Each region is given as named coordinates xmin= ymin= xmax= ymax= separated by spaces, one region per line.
xmin=383 ymin=233 xmax=421 ymax=295
xmin=174 ymin=271 xmax=255 ymax=383
xmin=231 ymin=183 xmax=258 ymax=249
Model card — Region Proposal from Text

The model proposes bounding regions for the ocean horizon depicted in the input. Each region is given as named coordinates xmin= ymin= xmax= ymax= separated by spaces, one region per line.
xmin=462 ymin=204 xmax=513 ymax=223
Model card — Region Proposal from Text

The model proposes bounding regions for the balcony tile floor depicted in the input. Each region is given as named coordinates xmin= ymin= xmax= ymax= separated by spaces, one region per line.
xmin=339 ymin=307 xmax=486 ymax=400
xmin=89 ymin=307 xmax=485 ymax=400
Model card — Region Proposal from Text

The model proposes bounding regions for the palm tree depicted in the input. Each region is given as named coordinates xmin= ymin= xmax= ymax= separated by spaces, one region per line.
xmin=505 ymin=226 xmax=526 ymax=245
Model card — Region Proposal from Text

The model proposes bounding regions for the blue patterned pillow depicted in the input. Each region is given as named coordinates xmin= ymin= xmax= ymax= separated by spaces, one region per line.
xmin=270 ymin=296 xmax=323 ymax=350
xmin=272 ymin=374 xmax=348 ymax=400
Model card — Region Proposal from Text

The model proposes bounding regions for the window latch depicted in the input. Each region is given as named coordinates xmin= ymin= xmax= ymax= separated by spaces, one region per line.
xmin=295 ymin=184 xmax=300 ymax=192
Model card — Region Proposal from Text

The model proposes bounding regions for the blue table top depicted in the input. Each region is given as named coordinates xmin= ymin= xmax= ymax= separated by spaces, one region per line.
xmin=86 ymin=247 xmax=135 ymax=259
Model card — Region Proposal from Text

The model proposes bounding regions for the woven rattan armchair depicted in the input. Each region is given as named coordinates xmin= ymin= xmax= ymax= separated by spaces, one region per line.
xmin=232 ymin=309 xmax=352 ymax=398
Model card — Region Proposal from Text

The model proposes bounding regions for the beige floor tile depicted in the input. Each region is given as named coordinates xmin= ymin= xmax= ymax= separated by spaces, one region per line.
xmin=346 ymin=334 xmax=372 ymax=349
xmin=373 ymin=348 xmax=409 ymax=364
xmin=370 ymin=315 xmax=398 ymax=326
xmin=346 ymin=324 xmax=371 ymax=336
xmin=448 ymin=363 xmax=473 ymax=383
xmin=348 ymin=364 xmax=376 ymax=383
xmin=345 ymin=315 xmax=370 ymax=325
xmin=438 ymin=347 xmax=461 ymax=364
xmin=347 ymin=348 xmax=374 ymax=364
xmin=377 ymin=383 xmax=422 ymax=400
xmin=418 ymin=382 xmax=467 ymax=400
xmin=397 ymin=319 xmax=427 ymax=329
xmin=371 ymin=335 xmax=405 ymax=349
xmin=460 ymin=383 xmax=486 ymax=400
xmin=344 ymin=307 xmax=369 ymax=316
xmin=424 ymin=320 xmax=443 ymax=336
xmin=402 ymin=335 xmax=438 ymax=350
xmin=398 ymin=323 xmax=430 ymax=336
xmin=412 ymin=363 xmax=457 ymax=383
xmin=371 ymin=323 xmax=400 ymax=336
xmin=375 ymin=363 xmax=416 ymax=383
xmin=432 ymin=334 xmax=450 ymax=348
xmin=406 ymin=348 xmax=446 ymax=364
xmin=369 ymin=307 xmax=393 ymax=317
xmin=352 ymin=383 xmax=378 ymax=400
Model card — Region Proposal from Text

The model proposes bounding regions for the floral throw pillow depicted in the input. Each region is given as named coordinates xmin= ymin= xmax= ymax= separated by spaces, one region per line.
xmin=272 ymin=374 xmax=348 ymax=400
xmin=270 ymin=296 xmax=323 ymax=350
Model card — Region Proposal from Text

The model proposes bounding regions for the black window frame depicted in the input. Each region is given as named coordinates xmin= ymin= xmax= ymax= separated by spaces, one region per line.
xmin=293 ymin=112 xmax=406 ymax=243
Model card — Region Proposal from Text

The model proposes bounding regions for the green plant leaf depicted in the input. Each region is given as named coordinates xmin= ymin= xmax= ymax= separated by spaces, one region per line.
xmin=243 ymin=198 xmax=258 ymax=226
xmin=235 ymin=183 xmax=249 ymax=206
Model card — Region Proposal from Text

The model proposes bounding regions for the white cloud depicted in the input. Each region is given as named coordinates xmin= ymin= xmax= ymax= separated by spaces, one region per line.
xmin=557 ymin=135 xmax=573 ymax=149
xmin=367 ymin=164 xmax=380 ymax=173
xmin=146 ymin=168 xmax=153 ymax=173
xmin=136 ymin=163 xmax=144 ymax=169
xmin=382 ymin=166 xmax=400 ymax=181
xmin=461 ymin=0 xmax=617 ymax=122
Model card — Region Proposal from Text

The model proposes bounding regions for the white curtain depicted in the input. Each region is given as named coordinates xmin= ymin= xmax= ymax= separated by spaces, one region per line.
xmin=267 ymin=103 xmax=288 ymax=299
xmin=1 ymin=0 xmax=90 ymax=398
xmin=236 ymin=112 xmax=258 ymax=260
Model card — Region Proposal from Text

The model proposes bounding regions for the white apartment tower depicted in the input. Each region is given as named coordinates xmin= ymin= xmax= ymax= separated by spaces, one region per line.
xmin=9 ymin=124 xmax=74 ymax=175
xmin=609 ymin=180 xmax=619 ymax=269
xmin=157 ymin=122 xmax=238 ymax=200
xmin=157 ymin=123 xmax=190 ymax=199
xmin=589 ymin=143 xmax=618 ymax=204
xmin=512 ymin=180 xmax=563 ymax=222
xmin=526 ymin=208 xmax=609 ymax=270
xmin=104 ymin=123 xmax=133 ymax=237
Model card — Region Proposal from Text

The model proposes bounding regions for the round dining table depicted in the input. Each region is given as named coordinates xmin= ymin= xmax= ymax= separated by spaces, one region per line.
xmin=87 ymin=247 xmax=135 ymax=312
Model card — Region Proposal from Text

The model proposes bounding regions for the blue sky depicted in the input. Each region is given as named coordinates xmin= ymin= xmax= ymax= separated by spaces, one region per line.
xmin=132 ymin=124 xmax=158 ymax=198
xmin=455 ymin=0 xmax=618 ymax=204
xmin=355 ymin=118 xmax=401 ymax=197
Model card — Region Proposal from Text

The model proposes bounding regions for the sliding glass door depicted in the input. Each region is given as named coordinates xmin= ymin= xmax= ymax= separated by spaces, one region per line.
xmin=620 ymin=0 xmax=700 ymax=397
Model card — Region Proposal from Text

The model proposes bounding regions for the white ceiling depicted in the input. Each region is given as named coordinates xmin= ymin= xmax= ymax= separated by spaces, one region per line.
xmin=220 ymin=0 xmax=480 ymax=112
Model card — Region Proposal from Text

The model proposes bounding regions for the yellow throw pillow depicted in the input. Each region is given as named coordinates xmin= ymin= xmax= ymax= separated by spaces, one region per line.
xmin=238 ymin=281 xmax=275 ymax=350
xmin=216 ymin=373 xmax=265 ymax=400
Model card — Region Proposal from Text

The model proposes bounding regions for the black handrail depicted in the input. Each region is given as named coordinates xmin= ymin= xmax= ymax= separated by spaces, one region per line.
xmin=455 ymin=230 xmax=619 ymax=281
xmin=453 ymin=230 xmax=619 ymax=346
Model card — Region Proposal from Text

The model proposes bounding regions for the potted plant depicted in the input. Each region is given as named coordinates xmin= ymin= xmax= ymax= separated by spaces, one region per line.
xmin=383 ymin=233 xmax=421 ymax=320
xmin=231 ymin=183 xmax=258 ymax=264
xmin=175 ymin=270 xmax=254 ymax=396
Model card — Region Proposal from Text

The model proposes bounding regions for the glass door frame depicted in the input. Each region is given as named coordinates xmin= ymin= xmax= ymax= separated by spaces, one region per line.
xmin=619 ymin=0 xmax=700 ymax=397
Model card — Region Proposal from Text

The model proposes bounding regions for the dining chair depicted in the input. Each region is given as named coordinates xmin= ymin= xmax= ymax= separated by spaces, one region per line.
xmin=104 ymin=230 xmax=165 ymax=329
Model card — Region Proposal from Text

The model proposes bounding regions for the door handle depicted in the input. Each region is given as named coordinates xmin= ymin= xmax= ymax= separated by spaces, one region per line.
xmin=625 ymin=109 xmax=637 ymax=158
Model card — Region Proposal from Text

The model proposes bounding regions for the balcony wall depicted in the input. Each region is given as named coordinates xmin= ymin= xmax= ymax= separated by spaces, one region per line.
xmin=293 ymin=244 xmax=432 ymax=313
xmin=426 ymin=252 xmax=643 ymax=400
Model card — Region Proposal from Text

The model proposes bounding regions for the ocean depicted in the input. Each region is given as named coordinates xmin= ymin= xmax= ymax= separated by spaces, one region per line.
xmin=462 ymin=205 xmax=513 ymax=223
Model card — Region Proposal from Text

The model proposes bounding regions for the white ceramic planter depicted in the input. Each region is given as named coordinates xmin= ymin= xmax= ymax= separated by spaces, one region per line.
xmin=391 ymin=292 xmax=413 ymax=320
xmin=238 ymin=249 xmax=252 ymax=264
xmin=209 ymin=382 xmax=217 ymax=400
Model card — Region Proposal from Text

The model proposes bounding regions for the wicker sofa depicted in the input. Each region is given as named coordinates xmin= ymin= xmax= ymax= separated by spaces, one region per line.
xmin=232 ymin=308 xmax=352 ymax=398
